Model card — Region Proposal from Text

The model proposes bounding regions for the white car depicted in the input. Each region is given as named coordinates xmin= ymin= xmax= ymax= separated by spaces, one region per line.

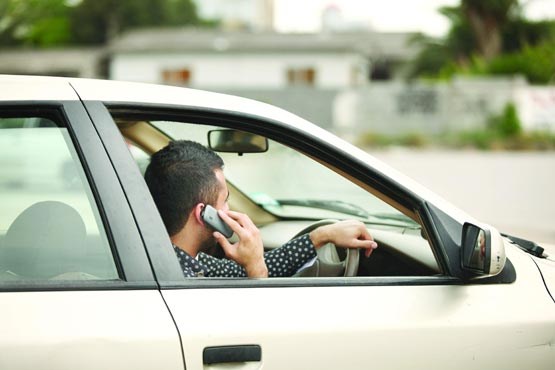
xmin=0 ymin=75 xmax=553 ymax=370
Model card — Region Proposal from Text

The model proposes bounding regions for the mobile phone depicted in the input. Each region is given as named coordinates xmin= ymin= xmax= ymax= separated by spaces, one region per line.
xmin=201 ymin=205 xmax=233 ymax=238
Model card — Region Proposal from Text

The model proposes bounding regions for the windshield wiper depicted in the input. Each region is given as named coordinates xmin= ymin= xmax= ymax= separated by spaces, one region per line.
xmin=276 ymin=199 xmax=370 ymax=218
xmin=502 ymin=233 xmax=545 ymax=258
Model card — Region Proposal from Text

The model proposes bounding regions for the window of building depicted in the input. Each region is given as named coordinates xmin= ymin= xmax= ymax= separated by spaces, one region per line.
xmin=162 ymin=68 xmax=192 ymax=86
xmin=286 ymin=67 xmax=316 ymax=86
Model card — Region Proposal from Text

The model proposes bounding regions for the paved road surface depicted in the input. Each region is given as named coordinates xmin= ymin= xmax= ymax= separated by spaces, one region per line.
xmin=369 ymin=149 xmax=555 ymax=245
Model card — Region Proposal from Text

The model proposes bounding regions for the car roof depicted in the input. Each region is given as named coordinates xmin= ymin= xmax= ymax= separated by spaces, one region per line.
xmin=0 ymin=74 xmax=475 ymax=225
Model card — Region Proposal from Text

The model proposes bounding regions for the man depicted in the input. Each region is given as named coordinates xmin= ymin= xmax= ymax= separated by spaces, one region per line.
xmin=145 ymin=140 xmax=378 ymax=278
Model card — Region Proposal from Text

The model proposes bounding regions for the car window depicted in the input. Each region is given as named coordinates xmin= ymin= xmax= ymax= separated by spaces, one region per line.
xmin=153 ymin=121 xmax=418 ymax=225
xmin=0 ymin=115 xmax=119 ymax=282
xmin=119 ymin=118 xmax=439 ymax=277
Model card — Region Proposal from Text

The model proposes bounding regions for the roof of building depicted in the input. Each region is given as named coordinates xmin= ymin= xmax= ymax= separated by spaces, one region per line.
xmin=0 ymin=48 xmax=103 ymax=77
xmin=109 ymin=28 xmax=418 ymax=59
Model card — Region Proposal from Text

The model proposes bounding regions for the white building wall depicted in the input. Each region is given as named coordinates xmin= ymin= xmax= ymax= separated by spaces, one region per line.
xmin=110 ymin=52 xmax=360 ymax=89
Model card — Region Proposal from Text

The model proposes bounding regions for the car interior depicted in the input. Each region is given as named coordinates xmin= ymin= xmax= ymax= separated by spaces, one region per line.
xmin=0 ymin=113 xmax=441 ymax=282
xmin=114 ymin=116 xmax=442 ymax=278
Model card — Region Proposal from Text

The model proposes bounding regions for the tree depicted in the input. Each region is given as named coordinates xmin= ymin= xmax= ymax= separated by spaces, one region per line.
xmin=461 ymin=0 xmax=518 ymax=61
xmin=408 ymin=0 xmax=555 ymax=83
xmin=70 ymin=0 xmax=201 ymax=44
xmin=0 ymin=0 xmax=72 ymax=47
xmin=0 ymin=0 xmax=203 ymax=47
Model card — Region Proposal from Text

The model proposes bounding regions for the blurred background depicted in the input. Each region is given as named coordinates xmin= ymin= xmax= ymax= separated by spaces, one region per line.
xmin=1 ymin=0 xmax=554 ymax=244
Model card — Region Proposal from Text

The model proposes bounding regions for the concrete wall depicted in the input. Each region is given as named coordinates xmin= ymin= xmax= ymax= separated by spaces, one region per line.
xmin=334 ymin=77 xmax=535 ymax=138
xmin=515 ymin=87 xmax=555 ymax=132
xmin=195 ymin=77 xmax=555 ymax=137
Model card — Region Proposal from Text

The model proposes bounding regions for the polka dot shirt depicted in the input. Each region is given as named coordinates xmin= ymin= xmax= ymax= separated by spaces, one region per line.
xmin=173 ymin=233 xmax=317 ymax=278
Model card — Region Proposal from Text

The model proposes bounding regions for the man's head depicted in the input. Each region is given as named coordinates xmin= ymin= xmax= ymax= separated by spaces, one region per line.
xmin=145 ymin=140 xmax=227 ymax=238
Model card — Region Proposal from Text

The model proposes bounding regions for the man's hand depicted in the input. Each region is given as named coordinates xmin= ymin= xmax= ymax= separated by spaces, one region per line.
xmin=309 ymin=220 xmax=378 ymax=257
xmin=213 ymin=210 xmax=268 ymax=278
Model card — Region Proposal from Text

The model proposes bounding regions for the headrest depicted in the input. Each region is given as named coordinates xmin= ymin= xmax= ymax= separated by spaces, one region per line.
xmin=3 ymin=201 xmax=86 ymax=278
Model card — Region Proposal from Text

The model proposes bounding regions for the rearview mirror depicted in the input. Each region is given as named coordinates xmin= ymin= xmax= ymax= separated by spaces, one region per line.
xmin=208 ymin=129 xmax=268 ymax=155
xmin=461 ymin=222 xmax=506 ymax=277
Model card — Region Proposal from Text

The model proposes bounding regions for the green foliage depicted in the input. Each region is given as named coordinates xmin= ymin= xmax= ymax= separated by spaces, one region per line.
xmin=487 ymin=102 xmax=522 ymax=137
xmin=451 ymin=129 xmax=555 ymax=150
xmin=502 ymin=19 xmax=555 ymax=52
xmin=358 ymin=103 xmax=555 ymax=150
xmin=357 ymin=132 xmax=428 ymax=148
xmin=0 ymin=0 xmax=204 ymax=47
xmin=448 ymin=103 xmax=555 ymax=150
xmin=461 ymin=0 xmax=518 ymax=20
xmin=408 ymin=0 xmax=555 ymax=84
xmin=0 ymin=0 xmax=72 ymax=47
xmin=69 ymin=0 xmax=202 ymax=44
xmin=487 ymin=40 xmax=555 ymax=84
xmin=452 ymin=129 xmax=495 ymax=149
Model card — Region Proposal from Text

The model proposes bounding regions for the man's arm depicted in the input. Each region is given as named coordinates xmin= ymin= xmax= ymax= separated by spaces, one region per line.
xmin=263 ymin=234 xmax=317 ymax=277
xmin=264 ymin=220 xmax=378 ymax=277
xmin=309 ymin=220 xmax=378 ymax=257
xmin=213 ymin=211 xmax=378 ymax=278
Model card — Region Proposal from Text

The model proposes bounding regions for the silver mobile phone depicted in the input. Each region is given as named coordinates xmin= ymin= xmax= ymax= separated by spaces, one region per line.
xmin=201 ymin=205 xmax=233 ymax=238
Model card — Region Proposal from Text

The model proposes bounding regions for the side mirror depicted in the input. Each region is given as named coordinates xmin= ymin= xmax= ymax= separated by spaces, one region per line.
xmin=461 ymin=222 xmax=506 ymax=277
xmin=208 ymin=129 xmax=268 ymax=155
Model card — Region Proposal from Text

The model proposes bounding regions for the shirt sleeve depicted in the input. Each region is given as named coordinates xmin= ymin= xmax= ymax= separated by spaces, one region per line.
xmin=264 ymin=234 xmax=317 ymax=277
xmin=198 ymin=233 xmax=317 ymax=278
xmin=198 ymin=252 xmax=247 ymax=277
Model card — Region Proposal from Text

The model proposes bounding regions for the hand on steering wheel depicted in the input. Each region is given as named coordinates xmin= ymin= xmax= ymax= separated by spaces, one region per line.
xmin=292 ymin=220 xmax=377 ymax=277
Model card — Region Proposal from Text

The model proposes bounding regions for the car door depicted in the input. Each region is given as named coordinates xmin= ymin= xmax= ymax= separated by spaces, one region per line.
xmin=0 ymin=98 xmax=183 ymax=369
xmin=84 ymin=101 xmax=555 ymax=370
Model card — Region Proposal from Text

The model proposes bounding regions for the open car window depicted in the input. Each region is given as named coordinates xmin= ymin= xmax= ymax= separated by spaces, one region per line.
xmin=119 ymin=118 xmax=440 ymax=277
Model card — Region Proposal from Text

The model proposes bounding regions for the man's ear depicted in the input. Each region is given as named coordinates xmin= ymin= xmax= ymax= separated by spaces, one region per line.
xmin=193 ymin=203 xmax=205 ymax=226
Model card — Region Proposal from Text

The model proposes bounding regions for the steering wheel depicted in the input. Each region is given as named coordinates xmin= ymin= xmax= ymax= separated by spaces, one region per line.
xmin=291 ymin=219 xmax=360 ymax=277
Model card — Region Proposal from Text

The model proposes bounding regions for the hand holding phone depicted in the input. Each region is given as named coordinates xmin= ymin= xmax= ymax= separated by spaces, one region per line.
xmin=201 ymin=204 xmax=234 ymax=238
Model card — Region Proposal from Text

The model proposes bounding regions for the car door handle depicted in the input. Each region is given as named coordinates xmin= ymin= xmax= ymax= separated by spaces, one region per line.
xmin=203 ymin=345 xmax=262 ymax=365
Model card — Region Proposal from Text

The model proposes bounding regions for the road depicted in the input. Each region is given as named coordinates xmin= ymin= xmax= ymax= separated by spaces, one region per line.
xmin=368 ymin=149 xmax=555 ymax=245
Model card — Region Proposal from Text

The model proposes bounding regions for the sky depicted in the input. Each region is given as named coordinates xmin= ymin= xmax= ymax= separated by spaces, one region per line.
xmin=273 ymin=0 xmax=555 ymax=36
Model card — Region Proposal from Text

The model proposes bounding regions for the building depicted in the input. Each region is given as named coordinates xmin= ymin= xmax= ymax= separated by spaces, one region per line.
xmin=0 ymin=48 xmax=104 ymax=78
xmin=108 ymin=28 xmax=415 ymax=89
xmin=107 ymin=28 xmax=415 ymax=128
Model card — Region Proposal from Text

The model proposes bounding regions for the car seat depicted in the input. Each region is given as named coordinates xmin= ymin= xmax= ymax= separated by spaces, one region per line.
xmin=1 ymin=201 xmax=86 ymax=279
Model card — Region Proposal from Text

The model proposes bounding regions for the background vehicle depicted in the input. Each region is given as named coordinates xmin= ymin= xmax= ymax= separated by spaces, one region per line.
xmin=0 ymin=75 xmax=553 ymax=370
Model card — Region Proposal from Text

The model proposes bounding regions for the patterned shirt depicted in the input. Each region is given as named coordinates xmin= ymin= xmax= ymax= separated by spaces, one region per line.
xmin=173 ymin=233 xmax=317 ymax=277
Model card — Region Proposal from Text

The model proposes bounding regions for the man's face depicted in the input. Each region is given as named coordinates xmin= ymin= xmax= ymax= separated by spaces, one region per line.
xmin=213 ymin=168 xmax=230 ymax=212
xmin=198 ymin=168 xmax=229 ymax=254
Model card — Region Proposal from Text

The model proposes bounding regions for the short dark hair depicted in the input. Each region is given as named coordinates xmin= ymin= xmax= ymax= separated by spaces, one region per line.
xmin=145 ymin=140 xmax=224 ymax=236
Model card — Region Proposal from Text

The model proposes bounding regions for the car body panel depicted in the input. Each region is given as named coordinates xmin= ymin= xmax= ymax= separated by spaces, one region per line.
xmin=535 ymin=256 xmax=555 ymax=303
xmin=0 ymin=291 xmax=183 ymax=370
xmin=0 ymin=75 xmax=79 ymax=101
xmin=164 ymin=244 xmax=554 ymax=370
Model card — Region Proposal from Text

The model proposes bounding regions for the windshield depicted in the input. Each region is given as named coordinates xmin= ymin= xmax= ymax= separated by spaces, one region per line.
xmin=152 ymin=121 xmax=418 ymax=227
